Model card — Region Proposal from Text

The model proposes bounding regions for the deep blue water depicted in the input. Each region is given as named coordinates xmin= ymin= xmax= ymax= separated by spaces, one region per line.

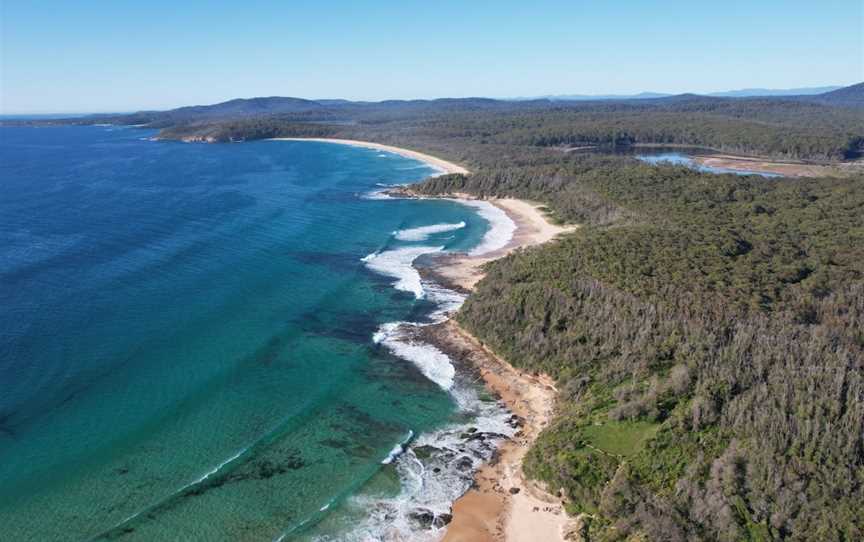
xmin=0 ymin=126 xmax=504 ymax=540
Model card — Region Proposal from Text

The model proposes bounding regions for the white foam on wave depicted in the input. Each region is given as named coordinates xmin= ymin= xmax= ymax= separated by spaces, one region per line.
xmin=361 ymin=188 xmax=394 ymax=200
xmin=361 ymin=246 xmax=443 ymax=298
xmin=104 ymin=444 xmax=252 ymax=535
xmin=455 ymin=200 xmax=516 ymax=256
xmin=374 ymin=323 xmax=455 ymax=390
xmin=424 ymin=283 xmax=467 ymax=322
xmin=381 ymin=430 xmax=415 ymax=465
xmin=191 ymin=446 xmax=248 ymax=485
xmin=317 ymin=381 xmax=516 ymax=542
xmin=361 ymin=182 xmax=408 ymax=200
xmin=394 ymin=222 xmax=466 ymax=242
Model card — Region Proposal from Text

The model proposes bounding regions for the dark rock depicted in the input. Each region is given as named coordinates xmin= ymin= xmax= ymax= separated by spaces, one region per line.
xmin=413 ymin=445 xmax=440 ymax=460
xmin=509 ymin=487 xmax=521 ymax=494
xmin=507 ymin=414 xmax=526 ymax=428
xmin=455 ymin=456 xmax=473 ymax=471
xmin=433 ymin=513 xmax=453 ymax=528
xmin=409 ymin=508 xmax=435 ymax=529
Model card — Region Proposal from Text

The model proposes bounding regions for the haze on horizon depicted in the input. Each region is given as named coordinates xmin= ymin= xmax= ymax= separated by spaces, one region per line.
xmin=1 ymin=0 xmax=862 ymax=114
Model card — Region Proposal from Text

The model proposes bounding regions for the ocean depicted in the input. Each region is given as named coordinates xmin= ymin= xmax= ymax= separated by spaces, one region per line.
xmin=0 ymin=126 xmax=515 ymax=540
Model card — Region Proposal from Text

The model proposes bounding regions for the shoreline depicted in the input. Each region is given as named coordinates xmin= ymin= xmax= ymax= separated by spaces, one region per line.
xmin=275 ymin=137 xmax=574 ymax=540
xmin=425 ymin=196 xmax=575 ymax=291
xmin=423 ymin=197 xmax=575 ymax=542
xmin=269 ymin=137 xmax=470 ymax=176
xmin=422 ymin=320 xmax=569 ymax=542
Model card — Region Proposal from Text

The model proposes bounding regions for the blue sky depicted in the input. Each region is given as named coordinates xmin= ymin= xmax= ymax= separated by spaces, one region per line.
xmin=1 ymin=1 xmax=862 ymax=113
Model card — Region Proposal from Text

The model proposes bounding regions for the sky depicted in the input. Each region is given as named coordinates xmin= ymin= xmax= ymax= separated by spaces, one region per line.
xmin=1 ymin=0 xmax=862 ymax=113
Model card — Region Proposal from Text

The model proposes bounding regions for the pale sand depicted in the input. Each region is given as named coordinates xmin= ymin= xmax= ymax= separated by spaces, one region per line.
xmin=692 ymin=154 xmax=842 ymax=178
xmin=269 ymin=137 xmax=469 ymax=176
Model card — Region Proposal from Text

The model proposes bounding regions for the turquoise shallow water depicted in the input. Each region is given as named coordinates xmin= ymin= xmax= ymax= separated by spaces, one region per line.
xmin=0 ymin=126 xmax=505 ymax=540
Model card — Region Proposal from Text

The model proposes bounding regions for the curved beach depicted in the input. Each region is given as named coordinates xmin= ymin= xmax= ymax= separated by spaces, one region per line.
xmin=270 ymin=138 xmax=470 ymax=176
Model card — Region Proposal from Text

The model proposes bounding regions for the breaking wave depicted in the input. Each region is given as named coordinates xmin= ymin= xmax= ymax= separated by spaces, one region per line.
xmin=394 ymin=222 xmax=466 ymax=242
xmin=361 ymin=246 xmax=444 ymax=298
xmin=455 ymin=200 xmax=516 ymax=256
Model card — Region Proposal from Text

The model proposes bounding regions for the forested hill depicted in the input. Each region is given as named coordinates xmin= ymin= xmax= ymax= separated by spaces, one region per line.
xmin=806 ymin=82 xmax=864 ymax=107
xmin=11 ymin=82 xmax=864 ymax=161
xmin=147 ymin=82 xmax=862 ymax=161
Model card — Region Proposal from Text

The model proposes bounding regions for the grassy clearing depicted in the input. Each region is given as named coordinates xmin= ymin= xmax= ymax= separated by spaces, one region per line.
xmin=580 ymin=420 xmax=660 ymax=457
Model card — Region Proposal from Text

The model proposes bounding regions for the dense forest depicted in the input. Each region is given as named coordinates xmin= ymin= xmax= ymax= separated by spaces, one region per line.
xmin=17 ymin=84 xmax=864 ymax=540
xmin=417 ymin=159 xmax=864 ymax=541
xmin=151 ymin=95 xmax=864 ymax=161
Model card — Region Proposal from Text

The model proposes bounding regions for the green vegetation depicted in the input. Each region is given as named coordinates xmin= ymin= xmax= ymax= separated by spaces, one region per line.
xmin=580 ymin=421 xmax=660 ymax=458
xmin=152 ymin=96 xmax=864 ymax=160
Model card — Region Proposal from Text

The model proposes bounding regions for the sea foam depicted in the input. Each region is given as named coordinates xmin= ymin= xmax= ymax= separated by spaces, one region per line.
xmin=455 ymin=200 xmax=517 ymax=256
xmin=381 ymin=430 xmax=415 ymax=465
xmin=322 ymin=381 xmax=516 ymax=542
xmin=373 ymin=323 xmax=456 ymax=390
xmin=361 ymin=245 xmax=443 ymax=298
xmin=394 ymin=222 xmax=466 ymax=242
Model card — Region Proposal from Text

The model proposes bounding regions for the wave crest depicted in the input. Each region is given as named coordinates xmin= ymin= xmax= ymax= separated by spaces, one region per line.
xmin=394 ymin=222 xmax=465 ymax=242
xmin=361 ymin=246 xmax=443 ymax=298
xmin=457 ymin=201 xmax=516 ymax=256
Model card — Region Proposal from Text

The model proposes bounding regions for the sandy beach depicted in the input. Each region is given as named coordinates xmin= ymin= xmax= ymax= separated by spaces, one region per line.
xmin=423 ymin=196 xmax=576 ymax=291
xmin=411 ymin=192 xmax=575 ymax=541
xmin=270 ymin=137 xmax=469 ymax=176
xmin=692 ymin=153 xmax=842 ymax=178
xmin=377 ymin=148 xmax=577 ymax=540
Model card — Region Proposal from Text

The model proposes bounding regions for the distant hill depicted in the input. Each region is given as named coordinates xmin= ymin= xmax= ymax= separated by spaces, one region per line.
xmin=707 ymin=85 xmax=843 ymax=97
xmin=805 ymin=82 xmax=864 ymax=107
xmin=163 ymin=96 xmax=326 ymax=119
xmin=515 ymin=92 xmax=672 ymax=101
xmin=7 ymin=82 xmax=862 ymax=128
xmin=515 ymin=85 xmax=847 ymax=102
